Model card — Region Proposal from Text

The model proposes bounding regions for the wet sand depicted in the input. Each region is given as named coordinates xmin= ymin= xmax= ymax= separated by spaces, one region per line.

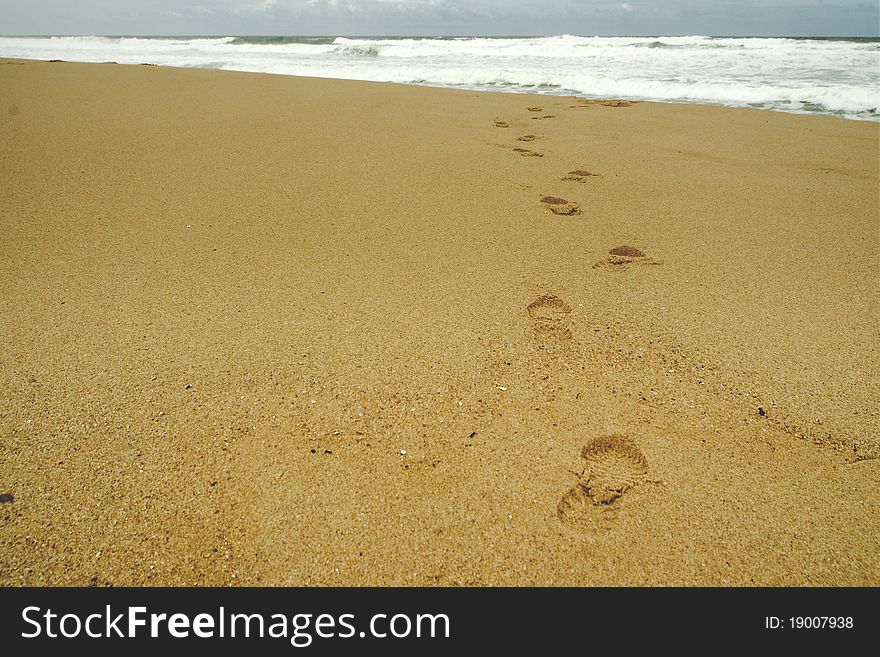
xmin=0 ymin=58 xmax=877 ymax=586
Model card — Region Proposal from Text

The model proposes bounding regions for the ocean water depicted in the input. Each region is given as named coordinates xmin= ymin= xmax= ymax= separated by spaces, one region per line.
xmin=1 ymin=35 xmax=878 ymax=120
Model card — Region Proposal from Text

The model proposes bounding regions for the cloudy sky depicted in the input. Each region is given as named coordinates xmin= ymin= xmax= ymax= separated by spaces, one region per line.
xmin=1 ymin=1 xmax=877 ymax=37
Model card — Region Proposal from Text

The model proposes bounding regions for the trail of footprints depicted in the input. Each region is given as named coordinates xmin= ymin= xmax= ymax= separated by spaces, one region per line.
xmin=524 ymin=291 xmax=655 ymax=530
xmin=523 ymin=292 xmax=655 ymax=530
xmin=490 ymin=104 xmax=607 ymax=213
xmin=523 ymin=287 xmax=662 ymax=534
xmin=490 ymin=103 xmax=664 ymax=275
xmin=490 ymin=103 xmax=659 ymax=534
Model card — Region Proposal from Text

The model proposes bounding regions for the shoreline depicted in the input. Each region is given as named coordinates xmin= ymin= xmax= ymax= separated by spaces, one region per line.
xmin=1 ymin=58 xmax=877 ymax=586
xmin=1 ymin=53 xmax=877 ymax=123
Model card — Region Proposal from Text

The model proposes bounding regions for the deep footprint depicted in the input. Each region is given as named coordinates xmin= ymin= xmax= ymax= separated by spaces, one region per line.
xmin=571 ymin=99 xmax=634 ymax=108
xmin=610 ymin=245 xmax=645 ymax=257
xmin=527 ymin=106 xmax=543 ymax=112
xmin=517 ymin=135 xmax=537 ymax=142
xmin=514 ymin=147 xmax=543 ymax=157
xmin=562 ymin=170 xmax=600 ymax=182
xmin=540 ymin=196 xmax=580 ymax=215
xmin=593 ymin=245 xmax=661 ymax=271
xmin=579 ymin=436 xmax=648 ymax=504
xmin=527 ymin=294 xmax=573 ymax=342
xmin=557 ymin=435 xmax=648 ymax=531
xmin=494 ymin=120 xmax=510 ymax=128
xmin=527 ymin=294 xmax=571 ymax=321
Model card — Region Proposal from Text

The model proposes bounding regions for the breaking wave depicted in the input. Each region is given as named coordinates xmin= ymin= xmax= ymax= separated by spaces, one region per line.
xmin=1 ymin=34 xmax=877 ymax=120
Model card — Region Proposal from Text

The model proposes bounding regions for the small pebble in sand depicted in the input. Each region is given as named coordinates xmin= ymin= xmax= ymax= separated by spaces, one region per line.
xmin=0 ymin=493 xmax=14 ymax=504
xmin=758 ymin=407 xmax=766 ymax=417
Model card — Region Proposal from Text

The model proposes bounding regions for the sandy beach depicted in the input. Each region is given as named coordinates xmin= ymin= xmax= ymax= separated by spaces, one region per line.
xmin=0 ymin=58 xmax=877 ymax=586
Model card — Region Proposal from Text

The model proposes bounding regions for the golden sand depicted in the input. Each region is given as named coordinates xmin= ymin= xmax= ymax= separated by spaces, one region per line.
xmin=0 ymin=59 xmax=877 ymax=586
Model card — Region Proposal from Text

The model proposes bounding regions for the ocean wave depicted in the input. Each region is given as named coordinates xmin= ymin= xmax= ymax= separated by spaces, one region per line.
xmin=334 ymin=44 xmax=382 ymax=57
xmin=1 ymin=34 xmax=877 ymax=120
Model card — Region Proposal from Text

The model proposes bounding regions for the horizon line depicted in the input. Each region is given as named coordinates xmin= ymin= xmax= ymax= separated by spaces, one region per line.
xmin=2 ymin=33 xmax=879 ymax=39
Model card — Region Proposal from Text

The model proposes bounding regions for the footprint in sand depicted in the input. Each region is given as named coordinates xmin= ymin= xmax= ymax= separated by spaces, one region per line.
xmin=527 ymin=294 xmax=573 ymax=342
xmin=562 ymin=169 xmax=599 ymax=182
xmin=593 ymin=245 xmax=662 ymax=271
xmin=514 ymin=147 xmax=543 ymax=158
xmin=517 ymin=135 xmax=537 ymax=142
xmin=557 ymin=435 xmax=648 ymax=531
xmin=540 ymin=196 xmax=580 ymax=216
xmin=531 ymin=115 xmax=557 ymax=120
xmin=494 ymin=119 xmax=510 ymax=128
xmin=569 ymin=99 xmax=634 ymax=109
xmin=527 ymin=106 xmax=543 ymax=112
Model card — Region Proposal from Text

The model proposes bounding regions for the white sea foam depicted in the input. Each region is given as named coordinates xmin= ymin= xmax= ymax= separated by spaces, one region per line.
xmin=1 ymin=35 xmax=877 ymax=120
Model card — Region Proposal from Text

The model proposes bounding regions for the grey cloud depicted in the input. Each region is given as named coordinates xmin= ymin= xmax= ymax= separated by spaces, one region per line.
xmin=0 ymin=0 xmax=877 ymax=36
